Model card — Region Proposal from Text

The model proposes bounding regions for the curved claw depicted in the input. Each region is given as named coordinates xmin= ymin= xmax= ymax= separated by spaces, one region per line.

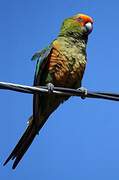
xmin=77 ymin=87 xmax=87 ymax=99
xmin=47 ymin=83 xmax=54 ymax=93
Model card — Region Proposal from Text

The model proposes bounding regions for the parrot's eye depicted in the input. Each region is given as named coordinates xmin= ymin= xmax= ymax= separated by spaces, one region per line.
xmin=84 ymin=22 xmax=93 ymax=34
xmin=76 ymin=17 xmax=83 ymax=22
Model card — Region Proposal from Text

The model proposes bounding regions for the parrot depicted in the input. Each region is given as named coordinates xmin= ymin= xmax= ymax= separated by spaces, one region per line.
xmin=3 ymin=13 xmax=93 ymax=169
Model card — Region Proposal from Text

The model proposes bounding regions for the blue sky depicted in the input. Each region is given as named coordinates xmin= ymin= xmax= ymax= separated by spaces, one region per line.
xmin=0 ymin=0 xmax=119 ymax=179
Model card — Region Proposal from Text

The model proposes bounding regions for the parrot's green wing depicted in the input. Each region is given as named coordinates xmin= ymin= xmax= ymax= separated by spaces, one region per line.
xmin=32 ymin=44 xmax=53 ymax=131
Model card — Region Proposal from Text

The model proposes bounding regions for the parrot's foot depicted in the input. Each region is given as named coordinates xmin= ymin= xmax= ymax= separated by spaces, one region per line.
xmin=77 ymin=87 xmax=88 ymax=99
xmin=47 ymin=83 xmax=54 ymax=93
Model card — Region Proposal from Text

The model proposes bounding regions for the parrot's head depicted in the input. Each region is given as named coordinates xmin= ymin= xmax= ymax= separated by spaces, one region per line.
xmin=59 ymin=13 xmax=93 ymax=40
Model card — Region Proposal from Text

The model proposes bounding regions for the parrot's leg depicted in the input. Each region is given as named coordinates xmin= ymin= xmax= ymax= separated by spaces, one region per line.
xmin=47 ymin=83 xmax=54 ymax=93
xmin=77 ymin=87 xmax=87 ymax=99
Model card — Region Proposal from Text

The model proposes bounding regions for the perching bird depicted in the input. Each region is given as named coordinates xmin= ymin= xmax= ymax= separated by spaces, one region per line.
xmin=3 ymin=13 xmax=93 ymax=169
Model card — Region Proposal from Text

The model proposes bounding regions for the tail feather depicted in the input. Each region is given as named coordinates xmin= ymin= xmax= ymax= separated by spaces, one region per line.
xmin=3 ymin=122 xmax=37 ymax=169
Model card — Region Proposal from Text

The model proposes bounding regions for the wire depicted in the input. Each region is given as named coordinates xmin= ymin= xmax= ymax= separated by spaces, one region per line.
xmin=0 ymin=81 xmax=119 ymax=102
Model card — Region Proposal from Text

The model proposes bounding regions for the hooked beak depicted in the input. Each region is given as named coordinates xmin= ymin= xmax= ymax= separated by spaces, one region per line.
xmin=82 ymin=22 xmax=93 ymax=35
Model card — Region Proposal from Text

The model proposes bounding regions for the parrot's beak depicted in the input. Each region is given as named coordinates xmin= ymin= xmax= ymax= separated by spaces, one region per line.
xmin=83 ymin=22 xmax=93 ymax=35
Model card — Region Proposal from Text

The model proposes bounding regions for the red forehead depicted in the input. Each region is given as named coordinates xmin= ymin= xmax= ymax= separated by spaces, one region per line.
xmin=75 ymin=14 xmax=93 ymax=23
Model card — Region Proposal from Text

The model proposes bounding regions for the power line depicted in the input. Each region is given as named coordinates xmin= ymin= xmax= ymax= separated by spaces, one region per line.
xmin=0 ymin=81 xmax=119 ymax=102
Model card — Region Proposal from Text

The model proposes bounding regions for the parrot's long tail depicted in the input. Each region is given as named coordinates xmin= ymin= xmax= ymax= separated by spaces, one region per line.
xmin=3 ymin=117 xmax=40 ymax=169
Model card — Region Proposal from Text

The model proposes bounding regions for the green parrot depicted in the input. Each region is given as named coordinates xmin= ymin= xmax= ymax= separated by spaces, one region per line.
xmin=3 ymin=13 xmax=93 ymax=169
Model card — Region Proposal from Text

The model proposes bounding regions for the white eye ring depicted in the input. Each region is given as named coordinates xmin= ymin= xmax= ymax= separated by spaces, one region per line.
xmin=85 ymin=22 xmax=93 ymax=33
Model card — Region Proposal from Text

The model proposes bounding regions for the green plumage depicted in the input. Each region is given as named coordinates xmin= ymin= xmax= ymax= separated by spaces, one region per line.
xmin=3 ymin=13 xmax=93 ymax=169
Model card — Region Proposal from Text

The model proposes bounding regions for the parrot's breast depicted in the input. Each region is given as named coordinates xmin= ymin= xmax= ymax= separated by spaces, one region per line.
xmin=47 ymin=39 xmax=87 ymax=87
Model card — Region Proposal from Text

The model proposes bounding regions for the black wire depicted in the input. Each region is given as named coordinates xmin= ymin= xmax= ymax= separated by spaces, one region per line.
xmin=0 ymin=81 xmax=119 ymax=102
